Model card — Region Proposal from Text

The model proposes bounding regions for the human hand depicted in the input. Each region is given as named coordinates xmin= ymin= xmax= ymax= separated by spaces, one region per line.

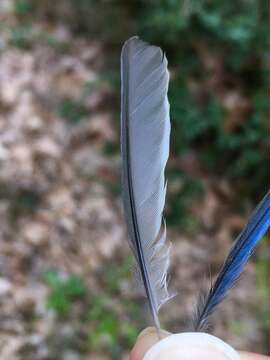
xmin=130 ymin=327 xmax=270 ymax=360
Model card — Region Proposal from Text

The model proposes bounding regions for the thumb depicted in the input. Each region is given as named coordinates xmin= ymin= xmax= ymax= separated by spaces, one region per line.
xmin=130 ymin=327 xmax=170 ymax=360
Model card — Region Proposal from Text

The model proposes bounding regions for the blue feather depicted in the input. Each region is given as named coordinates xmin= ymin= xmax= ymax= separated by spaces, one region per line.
xmin=193 ymin=191 xmax=270 ymax=331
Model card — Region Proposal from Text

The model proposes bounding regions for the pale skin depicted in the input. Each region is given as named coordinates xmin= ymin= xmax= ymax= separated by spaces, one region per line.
xmin=129 ymin=328 xmax=270 ymax=360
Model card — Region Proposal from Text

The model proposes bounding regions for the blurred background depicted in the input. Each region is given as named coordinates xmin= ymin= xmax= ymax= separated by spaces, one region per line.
xmin=0 ymin=0 xmax=270 ymax=359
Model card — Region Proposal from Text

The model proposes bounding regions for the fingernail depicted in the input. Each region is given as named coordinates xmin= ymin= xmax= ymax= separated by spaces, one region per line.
xmin=138 ymin=327 xmax=171 ymax=341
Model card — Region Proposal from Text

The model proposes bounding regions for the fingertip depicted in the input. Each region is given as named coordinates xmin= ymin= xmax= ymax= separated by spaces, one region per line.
xmin=240 ymin=352 xmax=270 ymax=360
xmin=130 ymin=327 xmax=170 ymax=360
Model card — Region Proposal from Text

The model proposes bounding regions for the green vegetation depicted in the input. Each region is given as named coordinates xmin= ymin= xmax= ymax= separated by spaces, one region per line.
xmin=44 ymin=271 xmax=86 ymax=315
xmin=228 ymin=320 xmax=247 ymax=337
xmin=136 ymin=1 xmax=270 ymax=198
xmin=10 ymin=24 xmax=34 ymax=49
xmin=14 ymin=0 xmax=34 ymax=16
xmin=58 ymin=98 xmax=89 ymax=124
xmin=255 ymin=242 xmax=270 ymax=333
xmin=0 ymin=187 xmax=42 ymax=224
xmin=88 ymin=257 xmax=139 ymax=354
xmin=166 ymin=170 xmax=204 ymax=230
xmin=44 ymin=259 xmax=140 ymax=354
xmin=88 ymin=296 xmax=138 ymax=354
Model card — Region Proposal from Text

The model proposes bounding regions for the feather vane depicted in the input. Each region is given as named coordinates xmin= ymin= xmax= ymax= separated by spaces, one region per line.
xmin=194 ymin=190 xmax=270 ymax=331
xmin=121 ymin=37 xmax=172 ymax=329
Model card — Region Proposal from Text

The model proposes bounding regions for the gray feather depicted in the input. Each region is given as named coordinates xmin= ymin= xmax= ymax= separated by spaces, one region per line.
xmin=121 ymin=36 xmax=172 ymax=329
